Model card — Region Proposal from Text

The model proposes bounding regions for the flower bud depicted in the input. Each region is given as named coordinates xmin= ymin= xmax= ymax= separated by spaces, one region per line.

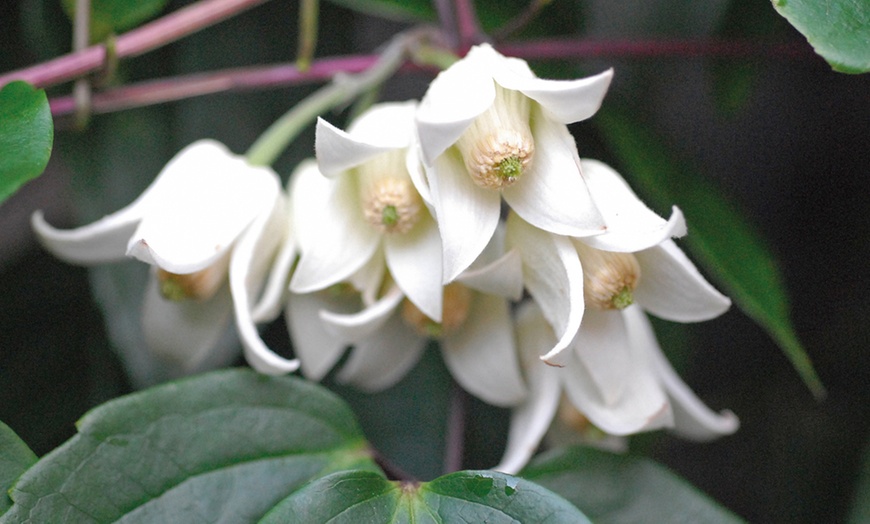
xmin=454 ymin=85 xmax=534 ymax=189
xmin=357 ymin=150 xmax=423 ymax=234
xmin=402 ymin=283 xmax=473 ymax=337
xmin=575 ymin=242 xmax=641 ymax=310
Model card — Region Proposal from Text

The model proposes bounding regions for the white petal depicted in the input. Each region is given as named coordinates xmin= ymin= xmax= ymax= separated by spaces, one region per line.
xmin=505 ymin=214 xmax=584 ymax=365
xmin=457 ymin=248 xmax=523 ymax=300
xmin=127 ymin=140 xmax=281 ymax=274
xmin=501 ymin=69 xmax=614 ymax=125
xmin=561 ymin=311 xmax=673 ymax=436
xmin=416 ymin=55 xmax=496 ymax=166
xmin=406 ymin=141 xmax=433 ymax=206
xmin=571 ymin=309 xmax=634 ymax=406
xmin=229 ymin=195 xmax=299 ymax=375
xmin=427 ymin=149 xmax=501 ymax=283
xmin=315 ymin=102 xmax=416 ymax=177
xmin=336 ymin=314 xmax=427 ymax=391
xmin=384 ymin=214 xmax=443 ymax=322
xmin=442 ymin=293 xmax=527 ymax=407
xmin=502 ymin=106 xmax=606 ymax=237
xmin=32 ymin=209 xmax=142 ymax=264
xmin=319 ymin=285 xmax=404 ymax=342
xmin=285 ymin=292 xmax=355 ymax=381
xmin=140 ymin=272 xmax=233 ymax=370
xmin=347 ymin=247 xmax=387 ymax=307
xmin=251 ymin=215 xmax=295 ymax=323
xmin=494 ymin=302 xmax=562 ymax=474
xmin=289 ymin=161 xmax=380 ymax=293
xmin=634 ymin=240 xmax=731 ymax=322
xmin=623 ymin=306 xmax=739 ymax=440
xmin=579 ymin=159 xmax=687 ymax=252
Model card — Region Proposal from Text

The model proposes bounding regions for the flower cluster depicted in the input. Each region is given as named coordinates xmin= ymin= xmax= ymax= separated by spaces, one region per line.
xmin=34 ymin=44 xmax=737 ymax=473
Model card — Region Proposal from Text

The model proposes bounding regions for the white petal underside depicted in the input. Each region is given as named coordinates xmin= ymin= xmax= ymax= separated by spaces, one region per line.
xmin=337 ymin=314 xmax=427 ymax=391
xmin=442 ymin=293 xmax=527 ymax=407
xmin=384 ymin=214 xmax=443 ymax=322
xmin=506 ymin=214 xmax=584 ymax=365
xmin=634 ymin=240 xmax=731 ymax=322
xmin=494 ymin=302 xmax=561 ymax=474
xmin=286 ymin=291 xmax=356 ymax=381
xmin=289 ymin=163 xmax=380 ymax=293
xmin=503 ymin=106 xmax=605 ymax=237
xmin=127 ymin=140 xmax=281 ymax=274
xmin=579 ymin=159 xmax=686 ymax=252
xmin=623 ymin=306 xmax=739 ymax=440
xmin=427 ymin=149 xmax=501 ymax=283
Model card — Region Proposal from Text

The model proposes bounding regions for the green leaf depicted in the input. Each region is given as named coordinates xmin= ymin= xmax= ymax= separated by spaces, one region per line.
xmin=522 ymin=447 xmax=744 ymax=523
xmin=61 ymin=0 xmax=169 ymax=42
xmin=772 ymin=0 xmax=870 ymax=73
xmin=0 ymin=81 xmax=53 ymax=206
xmin=262 ymin=469 xmax=591 ymax=523
xmin=0 ymin=422 xmax=37 ymax=516
xmin=0 ymin=369 xmax=378 ymax=523
xmin=322 ymin=0 xmax=435 ymax=21
xmin=596 ymin=107 xmax=825 ymax=399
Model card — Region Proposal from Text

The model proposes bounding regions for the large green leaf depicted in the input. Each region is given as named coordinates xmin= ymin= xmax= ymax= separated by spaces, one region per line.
xmin=597 ymin=107 xmax=825 ymax=399
xmin=772 ymin=0 xmax=870 ymax=73
xmin=61 ymin=0 xmax=169 ymax=42
xmin=0 ymin=422 xmax=37 ymax=516
xmin=522 ymin=447 xmax=744 ymax=523
xmin=0 ymin=369 xmax=378 ymax=523
xmin=262 ymin=469 xmax=591 ymax=522
xmin=0 ymin=81 xmax=53 ymax=206
xmin=323 ymin=0 xmax=435 ymax=21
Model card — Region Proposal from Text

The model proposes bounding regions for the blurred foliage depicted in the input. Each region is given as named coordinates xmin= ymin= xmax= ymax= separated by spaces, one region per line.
xmin=0 ymin=82 xmax=52 ymax=206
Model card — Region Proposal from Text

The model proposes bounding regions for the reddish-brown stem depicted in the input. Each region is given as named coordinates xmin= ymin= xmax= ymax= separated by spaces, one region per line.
xmin=453 ymin=0 xmax=484 ymax=51
xmin=0 ymin=0 xmax=270 ymax=89
xmin=497 ymin=37 xmax=812 ymax=60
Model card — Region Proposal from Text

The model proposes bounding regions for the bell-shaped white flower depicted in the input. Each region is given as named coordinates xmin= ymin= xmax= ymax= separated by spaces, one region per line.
xmin=416 ymin=43 xmax=614 ymax=282
xmin=290 ymin=102 xmax=443 ymax=321
xmin=289 ymin=230 xmax=528 ymax=408
xmin=32 ymin=139 xmax=299 ymax=374
xmin=503 ymin=158 xmax=689 ymax=365
xmin=496 ymin=299 xmax=738 ymax=475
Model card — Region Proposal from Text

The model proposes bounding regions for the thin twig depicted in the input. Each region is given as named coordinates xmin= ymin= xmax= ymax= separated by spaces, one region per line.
xmin=296 ymin=0 xmax=319 ymax=70
xmin=453 ymin=0 xmax=484 ymax=50
xmin=443 ymin=381 xmax=467 ymax=474
xmin=433 ymin=0 xmax=458 ymax=49
xmin=0 ymin=0 xmax=271 ymax=89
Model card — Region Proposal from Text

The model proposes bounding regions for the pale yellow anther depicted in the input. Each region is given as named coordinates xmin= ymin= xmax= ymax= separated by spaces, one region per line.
xmin=454 ymin=85 xmax=535 ymax=189
xmin=401 ymin=282 xmax=473 ymax=337
xmin=357 ymin=150 xmax=423 ymax=234
xmin=575 ymin=243 xmax=641 ymax=311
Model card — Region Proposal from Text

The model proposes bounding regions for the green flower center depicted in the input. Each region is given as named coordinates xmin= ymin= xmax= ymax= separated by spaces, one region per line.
xmin=611 ymin=287 xmax=634 ymax=310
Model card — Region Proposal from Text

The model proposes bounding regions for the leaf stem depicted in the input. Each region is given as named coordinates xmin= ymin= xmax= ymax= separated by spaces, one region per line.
xmin=0 ymin=0 xmax=272 ymax=89
xmin=296 ymin=0 xmax=319 ymax=71
xmin=453 ymin=0 xmax=484 ymax=50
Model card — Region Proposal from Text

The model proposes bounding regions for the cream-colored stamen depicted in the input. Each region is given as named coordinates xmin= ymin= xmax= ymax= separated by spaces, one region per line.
xmin=575 ymin=242 xmax=641 ymax=311
xmin=454 ymin=85 xmax=535 ymax=189
xmin=357 ymin=150 xmax=423 ymax=234
xmin=558 ymin=396 xmax=591 ymax=433
xmin=157 ymin=265 xmax=225 ymax=302
xmin=401 ymin=283 xmax=473 ymax=337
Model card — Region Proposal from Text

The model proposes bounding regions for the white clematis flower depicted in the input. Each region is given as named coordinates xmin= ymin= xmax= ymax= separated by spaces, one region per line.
xmin=503 ymin=158 xmax=688 ymax=365
xmin=416 ymin=43 xmax=614 ymax=282
xmin=289 ymin=230 xmax=528 ymax=408
xmin=496 ymin=298 xmax=738 ymax=474
xmin=291 ymin=102 xmax=443 ymax=321
xmin=495 ymin=231 xmax=738 ymax=474
xmin=32 ymin=139 xmax=299 ymax=374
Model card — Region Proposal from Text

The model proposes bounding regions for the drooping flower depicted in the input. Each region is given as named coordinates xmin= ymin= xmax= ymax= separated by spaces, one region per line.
xmin=495 ymin=160 xmax=737 ymax=473
xmin=288 ymin=228 xmax=528 ymax=408
xmin=496 ymin=296 xmax=738 ymax=474
xmin=32 ymin=139 xmax=299 ymax=374
xmin=502 ymin=157 xmax=689 ymax=365
xmin=290 ymin=102 xmax=443 ymax=322
xmin=415 ymin=43 xmax=614 ymax=282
